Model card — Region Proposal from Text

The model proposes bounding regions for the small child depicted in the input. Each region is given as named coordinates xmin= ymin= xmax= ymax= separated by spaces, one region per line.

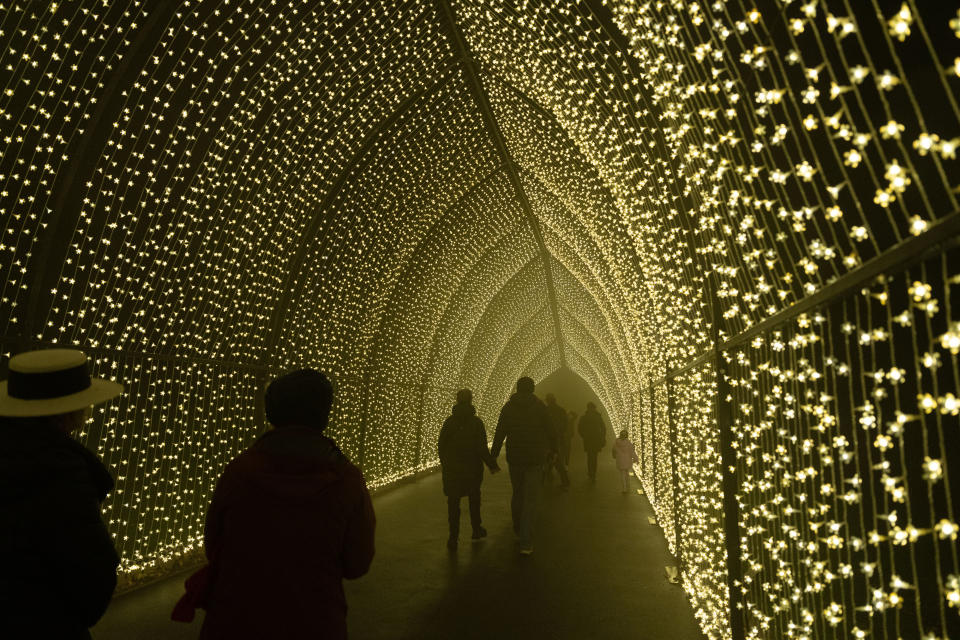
xmin=612 ymin=429 xmax=639 ymax=494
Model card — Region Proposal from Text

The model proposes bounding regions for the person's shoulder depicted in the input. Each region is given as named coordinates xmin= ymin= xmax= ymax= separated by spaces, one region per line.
xmin=17 ymin=439 xmax=112 ymax=501
xmin=338 ymin=458 xmax=371 ymax=492
xmin=18 ymin=449 xmax=89 ymax=497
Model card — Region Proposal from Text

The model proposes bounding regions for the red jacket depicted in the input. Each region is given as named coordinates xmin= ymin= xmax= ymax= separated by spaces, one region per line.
xmin=197 ymin=426 xmax=375 ymax=639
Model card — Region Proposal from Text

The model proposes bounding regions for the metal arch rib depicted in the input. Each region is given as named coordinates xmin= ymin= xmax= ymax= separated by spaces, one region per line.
xmin=261 ymin=60 xmax=460 ymax=362
xmin=436 ymin=0 xmax=567 ymax=370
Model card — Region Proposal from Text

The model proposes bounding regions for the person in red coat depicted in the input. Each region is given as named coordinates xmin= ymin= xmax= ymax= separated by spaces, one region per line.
xmin=197 ymin=369 xmax=375 ymax=640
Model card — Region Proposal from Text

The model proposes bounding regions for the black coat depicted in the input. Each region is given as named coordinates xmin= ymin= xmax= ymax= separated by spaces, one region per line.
xmin=578 ymin=408 xmax=607 ymax=452
xmin=0 ymin=418 xmax=119 ymax=639
xmin=438 ymin=404 xmax=495 ymax=497
xmin=491 ymin=392 xmax=554 ymax=467
xmin=545 ymin=402 xmax=569 ymax=443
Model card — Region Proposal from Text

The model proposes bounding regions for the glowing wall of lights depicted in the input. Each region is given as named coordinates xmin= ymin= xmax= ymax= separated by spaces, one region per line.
xmin=1 ymin=0 xmax=628 ymax=586
xmin=557 ymin=304 xmax=627 ymax=429
xmin=671 ymin=364 xmax=730 ymax=639
xmin=461 ymin=258 xmax=552 ymax=391
xmin=456 ymin=0 xmax=960 ymax=637
xmin=724 ymin=250 xmax=960 ymax=639
xmin=559 ymin=343 xmax=622 ymax=439
xmin=489 ymin=74 xmax=652 ymax=379
xmin=652 ymin=381 xmax=677 ymax=546
xmin=78 ymin=357 xmax=263 ymax=581
xmin=475 ymin=303 xmax=559 ymax=421
xmin=638 ymin=364 xmax=731 ymax=638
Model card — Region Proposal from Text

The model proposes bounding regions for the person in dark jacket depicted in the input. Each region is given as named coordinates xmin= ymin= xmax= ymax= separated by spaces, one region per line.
xmin=566 ymin=410 xmax=577 ymax=465
xmin=542 ymin=394 xmax=570 ymax=490
xmin=491 ymin=377 xmax=554 ymax=555
xmin=195 ymin=369 xmax=375 ymax=640
xmin=578 ymin=402 xmax=607 ymax=484
xmin=438 ymin=389 xmax=499 ymax=551
xmin=0 ymin=349 xmax=124 ymax=640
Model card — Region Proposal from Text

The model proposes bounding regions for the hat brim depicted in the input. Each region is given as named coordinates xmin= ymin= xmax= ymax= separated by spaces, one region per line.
xmin=0 ymin=378 xmax=123 ymax=417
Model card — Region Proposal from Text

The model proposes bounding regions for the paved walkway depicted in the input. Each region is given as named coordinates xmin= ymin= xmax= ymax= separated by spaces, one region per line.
xmin=93 ymin=449 xmax=703 ymax=639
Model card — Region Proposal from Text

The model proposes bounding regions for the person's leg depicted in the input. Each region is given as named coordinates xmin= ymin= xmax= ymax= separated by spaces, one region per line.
xmin=519 ymin=465 xmax=541 ymax=551
xmin=468 ymin=488 xmax=484 ymax=536
xmin=447 ymin=495 xmax=461 ymax=548
xmin=587 ymin=451 xmax=597 ymax=481
xmin=620 ymin=469 xmax=629 ymax=492
xmin=509 ymin=464 xmax=523 ymax=535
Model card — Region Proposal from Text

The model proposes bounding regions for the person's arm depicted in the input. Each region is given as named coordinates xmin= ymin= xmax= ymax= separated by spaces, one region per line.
xmin=477 ymin=419 xmax=498 ymax=471
xmin=48 ymin=448 xmax=120 ymax=628
xmin=342 ymin=468 xmax=376 ymax=579
xmin=438 ymin=421 xmax=450 ymax=465
xmin=490 ymin=408 xmax=508 ymax=459
xmin=204 ymin=461 xmax=237 ymax=561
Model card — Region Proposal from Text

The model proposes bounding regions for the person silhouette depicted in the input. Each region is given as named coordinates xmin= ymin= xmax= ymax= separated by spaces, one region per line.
xmin=438 ymin=389 xmax=499 ymax=551
xmin=0 ymin=349 xmax=124 ymax=639
xmin=578 ymin=402 xmax=607 ymax=484
xmin=612 ymin=429 xmax=639 ymax=494
xmin=188 ymin=369 xmax=375 ymax=640
xmin=565 ymin=410 xmax=577 ymax=465
xmin=491 ymin=377 xmax=553 ymax=555
xmin=542 ymin=394 xmax=570 ymax=490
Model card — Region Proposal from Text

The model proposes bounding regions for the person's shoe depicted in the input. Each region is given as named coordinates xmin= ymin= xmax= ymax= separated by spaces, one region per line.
xmin=447 ymin=538 xmax=457 ymax=552
xmin=471 ymin=527 xmax=487 ymax=541
xmin=519 ymin=547 xmax=534 ymax=556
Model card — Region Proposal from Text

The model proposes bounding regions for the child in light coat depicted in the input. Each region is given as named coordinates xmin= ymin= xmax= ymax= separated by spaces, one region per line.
xmin=612 ymin=429 xmax=639 ymax=494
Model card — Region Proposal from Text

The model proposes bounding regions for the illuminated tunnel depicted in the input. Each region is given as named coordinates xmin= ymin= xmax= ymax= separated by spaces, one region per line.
xmin=1 ymin=1 xmax=959 ymax=638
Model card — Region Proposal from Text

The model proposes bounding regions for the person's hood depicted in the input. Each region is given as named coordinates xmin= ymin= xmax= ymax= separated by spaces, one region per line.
xmin=451 ymin=402 xmax=476 ymax=419
xmin=239 ymin=426 xmax=350 ymax=501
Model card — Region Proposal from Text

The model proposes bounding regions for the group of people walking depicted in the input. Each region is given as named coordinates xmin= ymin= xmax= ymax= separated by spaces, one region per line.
xmin=438 ymin=376 xmax=637 ymax=555
xmin=0 ymin=347 xmax=638 ymax=639
xmin=0 ymin=349 xmax=374 ymax=639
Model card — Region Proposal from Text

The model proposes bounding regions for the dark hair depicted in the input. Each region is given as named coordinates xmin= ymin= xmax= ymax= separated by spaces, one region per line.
xmin=516 ymin=377 xmax=534 ymax=393
xmin=456 ymin=388 xmax=472 ymax=404
xmin=264 ymin=369 xmax=333 ymax=430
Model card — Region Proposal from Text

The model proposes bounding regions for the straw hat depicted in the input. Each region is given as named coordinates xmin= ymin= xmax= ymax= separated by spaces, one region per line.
xmin=0 ymin=349 xmax=123 ymax=417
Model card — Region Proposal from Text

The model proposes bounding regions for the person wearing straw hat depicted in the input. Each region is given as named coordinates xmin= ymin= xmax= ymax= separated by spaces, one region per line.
xmin=0 ymin=348 xmax=124 ymax=639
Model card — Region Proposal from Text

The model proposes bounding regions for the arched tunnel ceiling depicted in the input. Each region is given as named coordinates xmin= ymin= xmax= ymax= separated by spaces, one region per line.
xmin=2 ymin=1 xmax=959 ymax=625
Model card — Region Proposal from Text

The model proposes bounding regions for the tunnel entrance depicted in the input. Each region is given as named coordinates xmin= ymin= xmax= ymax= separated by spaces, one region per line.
xmin=534 ymin=367 xmax=615 ymax=443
